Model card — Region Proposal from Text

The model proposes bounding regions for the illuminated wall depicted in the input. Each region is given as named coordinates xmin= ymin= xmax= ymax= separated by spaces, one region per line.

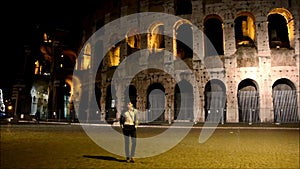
xmin=76 ymin=0 xmax=299 ymax=123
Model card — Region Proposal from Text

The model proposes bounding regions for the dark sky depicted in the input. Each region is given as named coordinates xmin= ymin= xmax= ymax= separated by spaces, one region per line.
xmin=1 ymin=2 xmax=87 ymax=99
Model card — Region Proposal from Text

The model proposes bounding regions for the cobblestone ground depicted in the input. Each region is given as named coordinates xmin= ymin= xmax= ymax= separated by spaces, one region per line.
xmin=0 ymin=123 xmax=299 ymax=169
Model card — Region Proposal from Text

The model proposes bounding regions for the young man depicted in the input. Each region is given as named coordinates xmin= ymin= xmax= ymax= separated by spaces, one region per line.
xmin=120 ymin=102 xmax=138 ymax=163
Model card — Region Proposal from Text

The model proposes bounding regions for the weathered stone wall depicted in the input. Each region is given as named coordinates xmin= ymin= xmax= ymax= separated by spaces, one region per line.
xmin=80 ymin=0 xmax=299 ymax=123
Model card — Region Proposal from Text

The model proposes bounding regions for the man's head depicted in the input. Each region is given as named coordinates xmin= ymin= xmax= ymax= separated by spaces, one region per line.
xmin=127 ymin=102 xmax=133 ymax=110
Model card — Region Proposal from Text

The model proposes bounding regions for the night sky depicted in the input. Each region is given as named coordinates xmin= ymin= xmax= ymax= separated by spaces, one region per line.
xmin=1 ymin=1 xmax=88 ymax=99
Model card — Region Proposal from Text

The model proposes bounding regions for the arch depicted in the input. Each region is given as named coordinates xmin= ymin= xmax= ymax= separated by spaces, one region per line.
xmin=272 ymin=78 xmax=298 ymax=123
xmin=80 ymin=43 xmax=91 ymax=70
xmin=107 ymin=34 xmax=121 ymax=67
xmin=234 ymin=11 xmax=256 ymax=47
xmin=174 ymin=19 xmax=192 ymax=31
xmin=105 ymin=84 xmax=117 ymax=121
xmin=174 ymin=80 xmax=194 ymax=121
xmin=237 ymin=79 xmax=260 ymax=123
xmin=238 ymin=78 xmax=259 ymax=91
xmin=62 ymin=49 xmax=77 ymax=64
xmin=147 ymin=83 xmax=165 ymax=122
xmin=30 ymin=80 xmax=49 ymax=117
xmin=126 ymin=28 xmax=141 ymax=49
xmin=204 ymin=15 xmax=224 ymax=56
xmin=174 ymin=22 xmax=193 ymax=59
xmin=268 ymin=8 xmax=294 ymax=49
xmin=272 ymin=78 xmax=296 ymax=90
xmin=148 ymin=22 xmax=165 ymax=52
xmin=204 ymin=79 xmax=226 ymax=123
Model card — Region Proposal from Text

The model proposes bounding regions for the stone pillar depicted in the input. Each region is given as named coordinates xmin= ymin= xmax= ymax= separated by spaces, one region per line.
xmin=258 ymin=56 xmax=273 ymax=122
xmin=139 ymin=34 xmax=149 ymax=66
xmin=116 ymin=83 xmax=125 ymax=120
xmin=164 ymin=82 xmax=174 ymax=122
xmin=256 ymin=16 xmax=271 ymax=57
xmin=224 ymin=58 xmax=239 ymax=123
xmin=199 ymin=66 xmax=207 ymax=122
xmin=223 ymin=19 xmax=236 ymax=56
xmin=100 ymin=86 xmax=107 ymax=121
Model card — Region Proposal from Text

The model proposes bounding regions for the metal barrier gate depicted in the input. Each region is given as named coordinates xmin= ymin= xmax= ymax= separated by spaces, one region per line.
xmin=205 ymin=91 xmax=226 ymax=123
xmin=238 ymin=91 xmax=260 ymax=123
xmin=273 ymin=90 xmax=299 ymax=123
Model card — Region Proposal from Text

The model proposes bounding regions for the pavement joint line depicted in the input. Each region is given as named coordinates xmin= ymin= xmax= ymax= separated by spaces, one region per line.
xmin=72 ymin=122 xmax=299 ymax=130
xmin=11 ymin=120 xmax=300 ymax=130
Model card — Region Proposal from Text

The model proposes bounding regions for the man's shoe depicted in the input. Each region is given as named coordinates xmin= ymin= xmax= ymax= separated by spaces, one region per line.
xmin=130 ymin=158 xmax=134 ymax=163
xmin=126 ymin=157 xmax=130 ymax=163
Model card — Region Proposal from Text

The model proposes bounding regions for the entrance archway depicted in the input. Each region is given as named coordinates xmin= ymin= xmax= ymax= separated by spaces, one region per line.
xmin=174 ymin=80 xmax=194 ymax=121
xmin=147 ymin=83 xmax=165 ymax=122
xmin=237 ymin=79 xmax=260 ymax=123
xmin=204 ymin=79 xmax=226 ymax=123
xmin=272 ymin=78 xmax=299 ymax=123
xmin=105 ymin=85 xmax=117 ymax=121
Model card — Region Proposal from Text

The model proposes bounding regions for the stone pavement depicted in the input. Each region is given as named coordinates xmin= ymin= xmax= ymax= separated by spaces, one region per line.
xmin=1 ymin=122 xmax=299 ymax=169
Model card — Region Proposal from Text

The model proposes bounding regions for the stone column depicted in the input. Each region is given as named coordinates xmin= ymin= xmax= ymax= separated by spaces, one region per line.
xmin=223 ymin=19 xmax=236 ymax=56
xmin=258 ymin=56 xmax=273 ymax=122
xmin=224 ymin=59 xmax=239 ymax=123
xmin=100 ymin=86 xmax=107 ymax=121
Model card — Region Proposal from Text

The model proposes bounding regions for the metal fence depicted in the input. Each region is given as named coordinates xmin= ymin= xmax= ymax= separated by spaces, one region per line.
xmin=205 ymin=91 xmax=226 ymax=123
xmin=238 ymin=91 xmax=260 ymax=123
xmin=273 ymin=90 xmax=299 ymax=123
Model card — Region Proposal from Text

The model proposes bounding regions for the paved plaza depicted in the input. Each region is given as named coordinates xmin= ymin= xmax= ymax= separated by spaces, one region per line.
xmin=1 ymin=122 xmax=299 ymax=169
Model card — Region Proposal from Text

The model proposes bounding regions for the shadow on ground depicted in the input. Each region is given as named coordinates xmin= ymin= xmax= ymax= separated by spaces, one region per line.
xmin=83 ymin=155 xmax=126 ymax=162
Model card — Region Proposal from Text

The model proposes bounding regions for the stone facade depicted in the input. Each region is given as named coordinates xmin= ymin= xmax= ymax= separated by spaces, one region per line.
xmin=74 ymin=0 xmax=300 ymax=124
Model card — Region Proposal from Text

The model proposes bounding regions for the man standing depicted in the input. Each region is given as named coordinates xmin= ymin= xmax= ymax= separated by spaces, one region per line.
xmin=120 ymin=102 xmax=138 ymax=163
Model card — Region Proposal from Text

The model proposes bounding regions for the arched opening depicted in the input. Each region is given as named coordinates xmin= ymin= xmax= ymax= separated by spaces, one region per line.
xmin=204 ymin=79 xmax=226 ymax=123
xmin=107 ymin=34 xmax=121 ymax=68
xmin=174 ymin=80 xmax=194 ymax=121
xmin=237 ymin=79 xmax=260 ymax=123
xmin=80 ymin=43 xmax=91 ymax=70
xmin=107 ymin=44 xmax=120 ymax=68
xmin=124 ymin=85 xmax=137 ymax=110
xmin=147 ymin=83 xmax=165 ymax=122
xmin=30 ymin=80 xmax=49 ymax=119
xmin=175 ymin=23 xmax=193 ymax=60
xmin=105 ymin=85 xmax=117 ymax=121
xmin=204 ymin=16 xmax=224 ymax=56
xmin=174 ymin=0 xmax=192 ymax=15
xmin=148 ymin=23 xmax=165 ymax=68
xmin=268 ymin=13 xmax=290 ymax=49
xmin=126 ymin=28 xmax=141 ymax=56
xmin=62 ymin=83 xmax=71 ymax=119
xmin=234 ymin=13 xmax=256 ymax=48
xmin=148 ymin=23 xmax=165 ymax=52
xmin=272 ymin=78 xmax=298 ymax=123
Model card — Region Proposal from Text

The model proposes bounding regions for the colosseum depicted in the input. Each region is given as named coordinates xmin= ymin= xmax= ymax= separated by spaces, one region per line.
xmin=71 ymin=0 xmax=300 ymax=124
xmin=27 ymin=0 xmax=299 ymax=125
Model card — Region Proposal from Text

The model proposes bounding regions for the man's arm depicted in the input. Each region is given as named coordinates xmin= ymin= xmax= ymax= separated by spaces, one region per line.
xmin=120 ymin=113 xmax=125 ymax=128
